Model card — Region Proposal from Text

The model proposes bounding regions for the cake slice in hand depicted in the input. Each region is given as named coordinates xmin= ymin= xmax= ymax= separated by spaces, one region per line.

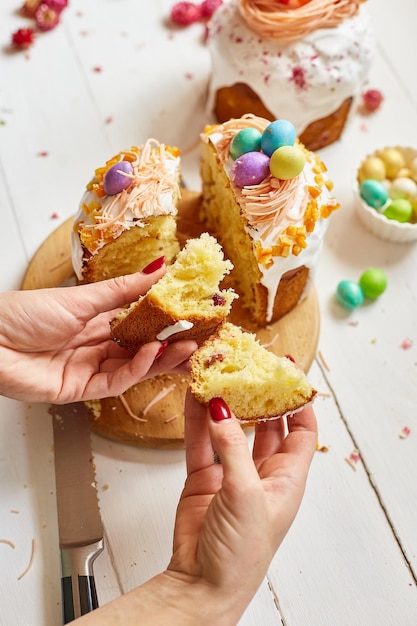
xmin=189 ymin=322 xmax=316 ymax=424
xmin=110 ymin=233 xmax=238 ymax=352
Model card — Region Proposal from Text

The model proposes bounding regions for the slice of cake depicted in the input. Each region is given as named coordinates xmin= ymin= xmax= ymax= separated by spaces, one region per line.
xmin=110 ymin=233 xmax=238 ymax=352
xmin=200 ymin=114 xmax=340 ymax=327
xmin=207 ymin=0 xmax=374 ymax=151
xmin=189 ymin=322 xmax=316 ymax=423
xmin=72 ymin=139 xmax=181 ymax=284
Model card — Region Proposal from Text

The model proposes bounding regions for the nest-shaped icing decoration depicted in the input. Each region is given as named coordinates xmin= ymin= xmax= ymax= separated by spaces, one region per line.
xmin=238 ymin=0 xmax=363 ymax=44
xmin=205 ymin=114 xmax=339 ymax=261
xmin=78 ymin=140 xmax=180 ymax=252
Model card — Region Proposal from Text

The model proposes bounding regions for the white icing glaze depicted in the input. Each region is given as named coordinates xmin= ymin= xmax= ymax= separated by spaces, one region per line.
xmin=71 ymin=146 xmax=180 ymax=281
xmin=205 ymin=121 xmax=338 ymax=322
xmin=207 ymin=1 xmax=374 ymax=136
xmin=156 ymin=320 xmax=194 ymax=341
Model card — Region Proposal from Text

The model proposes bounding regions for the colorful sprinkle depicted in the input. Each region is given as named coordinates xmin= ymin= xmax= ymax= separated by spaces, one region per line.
xmin=399 ymin=426 xmax=411 ymax=439
xmin=400 ymin=338 xmax=413 ymax=350
xmin=345 ymin=448 xmax=361 ymax=471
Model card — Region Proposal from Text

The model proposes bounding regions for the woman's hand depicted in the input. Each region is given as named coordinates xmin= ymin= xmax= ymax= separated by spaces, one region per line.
xmin=166 ymin=392 xmax=318 ymax=623
xmin=0 ymin=266 xmax=197 ymax=403
xmin=74 ymin=394 xmax=317 ymax=626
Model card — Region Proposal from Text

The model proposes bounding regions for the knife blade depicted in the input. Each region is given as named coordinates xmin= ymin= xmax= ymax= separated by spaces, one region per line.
xmin=51 ymin=402 xmax=104 ymax=624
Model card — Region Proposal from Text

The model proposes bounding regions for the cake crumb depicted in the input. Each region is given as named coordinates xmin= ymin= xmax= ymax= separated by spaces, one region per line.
xmin=318 ymin=350 xmax=330 ymax=371
xmin=17 ymin=538 xmax=35 ymax=580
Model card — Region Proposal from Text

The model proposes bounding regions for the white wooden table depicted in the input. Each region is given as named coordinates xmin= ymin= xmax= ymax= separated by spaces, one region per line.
xmin=1 ymin=1 xmax=417 ymax=624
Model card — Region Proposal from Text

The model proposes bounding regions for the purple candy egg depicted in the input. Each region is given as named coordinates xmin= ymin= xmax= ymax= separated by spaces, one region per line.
xmin=232 ymin=151 xmax=270 ymax=188
xmin=103 ymin=161 xmax=134 ymax=195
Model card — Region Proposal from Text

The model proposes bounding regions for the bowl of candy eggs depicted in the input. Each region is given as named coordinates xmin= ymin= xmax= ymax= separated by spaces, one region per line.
xmin=356 ymin=146 xmax=417 ymax=243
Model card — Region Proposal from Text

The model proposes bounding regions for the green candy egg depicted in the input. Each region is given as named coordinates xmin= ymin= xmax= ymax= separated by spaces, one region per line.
xmin=230 ymin=128 xmax=263 ymax=160
xmin=269 ymin=145 xmax=306 ymax=180
xmin=359 ymin=268 xmax=387 ymax=299
xmin=359 ymin=179 xmax=389 ymax=209
xmin=336 ymin=280 xmax=364 ymax=310
xmin=383 ymin=198 xmax=413 ymax=223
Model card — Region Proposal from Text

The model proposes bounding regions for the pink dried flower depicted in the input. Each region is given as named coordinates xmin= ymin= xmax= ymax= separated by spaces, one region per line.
xmin=362 ymin=89 xmax=384 ymax=112
xmin=171 ymin=2 xmax=202 ymax=26
xmin=201 ymin=0 xmax=223 ymax=18
xmin=22 ymin=0 xmax=42 ymax=17
xmin=43 ymin=0 xmax=68 ymax=13
xmin=35 ymin=3 xmax=60 ymax=31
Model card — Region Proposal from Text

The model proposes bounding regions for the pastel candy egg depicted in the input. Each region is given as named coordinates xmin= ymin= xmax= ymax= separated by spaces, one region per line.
xmin=358 ymin=156 xmax=386 ymax=184
xmin=376 ymin=148 xmax=406 ymax=178
xmin=261 ymin=120 xmax=296 ymax=157
xmin=269 ymin=145 xmax=306 ymax=180
xmin=230 ymin=128 xmax=262 ymax=160
xmin=389 ymin=177 xmax=417 ymax=200
xmin=384 ymin=198 xmax=413 ymax=222
xmin=359 ymin=179 xmax=389 ymax=209
xmin=359 ymin=268 xmax=387 ymax=299
xmin=232 ymin=151 xmax=270 ymax=188
xmin=103 ymin=161 xmax=134 ymax=195
xmin=336 ymin=280 xmax=364 ymax=310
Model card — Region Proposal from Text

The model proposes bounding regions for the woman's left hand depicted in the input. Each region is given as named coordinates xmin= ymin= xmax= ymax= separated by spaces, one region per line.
xmin=0 ymin=271 xmax=197 ymax=403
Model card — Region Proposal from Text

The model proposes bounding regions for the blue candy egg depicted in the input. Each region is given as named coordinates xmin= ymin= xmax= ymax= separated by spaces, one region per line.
xmin=359 ymin=179 xmax=389 ymax=209
xmin=261 ymin=120 xmax=296 ymax=157
xmin=336 ymin=280 xmax=364 ymax=310
xmin=230 ymin=128 xmax=263 ymax=160
xmin=103 ymin=161 xmax=134 ymax=196
xmin=232 ymin=152 xmax=270 ymax=188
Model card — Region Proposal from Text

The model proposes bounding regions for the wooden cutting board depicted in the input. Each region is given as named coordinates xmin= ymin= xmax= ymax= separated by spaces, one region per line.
xmin=22 ymin=190 xmax=320 ymax=448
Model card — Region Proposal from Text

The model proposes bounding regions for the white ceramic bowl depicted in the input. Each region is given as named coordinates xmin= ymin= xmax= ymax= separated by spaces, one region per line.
xmin=355 ymin=146 xmax=417 ymax=243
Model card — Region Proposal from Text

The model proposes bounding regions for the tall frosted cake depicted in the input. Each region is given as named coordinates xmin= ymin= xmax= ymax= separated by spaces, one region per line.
xmin=207 ymin=0 xmax=374 ymax=151
xmin=72 ymin=139 xmax=181 ymax=284
xmin=200 ymin=114 xmax=340 ymax=326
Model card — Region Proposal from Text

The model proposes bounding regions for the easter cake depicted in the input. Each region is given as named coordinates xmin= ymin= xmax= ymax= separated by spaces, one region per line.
xmin=189 ymin=322 xmax=317 ymax=424
xmin=207 ymin=0 xmax=374 ymax=151
xmin=200 ymin=114 xmax=340 ymax=327
xmin=110 ymin=233 xmax=237 ymax=351
xmin=72 ymin=139 xmax=181 ymax=284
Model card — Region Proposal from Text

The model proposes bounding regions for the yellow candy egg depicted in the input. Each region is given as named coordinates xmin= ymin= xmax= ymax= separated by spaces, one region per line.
xmin=389 ymin=177 xmax=417 ymax=200
xmin=269 ymin=145 xmax=306 ymax=180
xmin=376 ymin=148 xmax=406 ymax=179
xmin=397 ymin=167 xmax=411 ymax=178
xmin=358 ymin=156 xmax=386 ymax=183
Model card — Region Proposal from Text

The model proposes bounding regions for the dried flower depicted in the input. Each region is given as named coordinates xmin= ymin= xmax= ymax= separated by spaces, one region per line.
xmin=35 ymin=3 xmax=60 ymax=31
xmin=11 ymin=27 xmax=35 ymax=49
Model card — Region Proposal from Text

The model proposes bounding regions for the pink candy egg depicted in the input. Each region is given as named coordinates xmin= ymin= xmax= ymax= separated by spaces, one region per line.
xmin=232 ymin=151 xmax=270 ymax=188
xmin=103 ymin=161 xmax=134 ymax=195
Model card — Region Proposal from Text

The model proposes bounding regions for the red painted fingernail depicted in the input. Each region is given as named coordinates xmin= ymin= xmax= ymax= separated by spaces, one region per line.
xmin=285 ymin=353 xmax=296 ymax=363
xmin=209 ymin=397 xmax=232 ymax=422
xmin=142 ymin=256 xmax=165 ymax=274
xmin=155 ymin=340 xmax=169 ymax=359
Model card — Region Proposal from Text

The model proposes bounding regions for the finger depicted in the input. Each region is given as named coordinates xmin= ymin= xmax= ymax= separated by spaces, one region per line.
xmin=81 ymin=342 xmax=163 ymax=399
xmin=184 ymin=390 xmax=215 ymax=475
xmin=57 ymin=266 xmax=166 ymax=322
xmin=144 ymin=340 xmax=197 ymax=379
xmin=207 ymin=398 xmax=259 ymax=486
xmin=269 ymin=405 xmax=318 ymax=478
xmin=252 ymin=416 xmax=286 ymax=462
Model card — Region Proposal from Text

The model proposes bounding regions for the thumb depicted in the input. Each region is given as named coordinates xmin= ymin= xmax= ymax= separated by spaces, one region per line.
xmin=208 ymin=398 xmax=258 ymax=485
xmin=60 ymin=262 xmax=166 ymax=319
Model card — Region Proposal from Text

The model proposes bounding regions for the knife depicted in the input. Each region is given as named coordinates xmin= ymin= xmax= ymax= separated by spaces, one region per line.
xmin=51 ymin=402 xmax=105 ymax=624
